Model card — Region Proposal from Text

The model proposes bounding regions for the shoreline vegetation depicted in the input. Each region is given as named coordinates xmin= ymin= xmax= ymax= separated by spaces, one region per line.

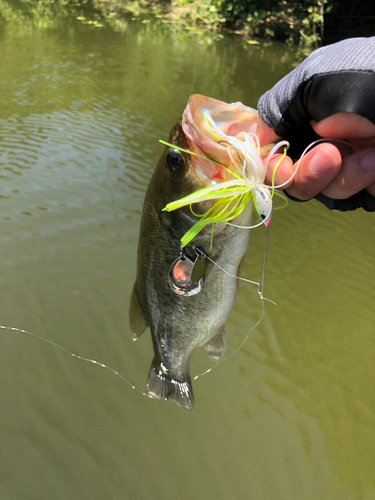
xmin=0 ymin=0 xmax=373 ymax=48
xmin=121 ymin=0 xmax=326 ymax=48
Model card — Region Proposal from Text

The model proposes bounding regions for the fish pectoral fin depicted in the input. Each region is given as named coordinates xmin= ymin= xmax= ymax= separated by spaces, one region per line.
xmin=202 ymin=326 xmax=226 ymax=361
xmin=129 ymin=286 xmax=148 ymax=341
xmin=146 ymin=361 xmax=194 ymax=411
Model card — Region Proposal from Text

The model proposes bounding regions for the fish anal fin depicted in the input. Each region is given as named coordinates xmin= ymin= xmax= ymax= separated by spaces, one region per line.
xmin=202 ymin=326 xmax=226 ymax=361
xmin=129 ymin=286 xmax=148 ymax=341
xmin=146 ymin=361 xmax=194 ymax=411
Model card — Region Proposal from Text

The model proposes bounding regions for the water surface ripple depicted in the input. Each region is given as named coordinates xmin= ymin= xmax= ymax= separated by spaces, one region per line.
xmin=0 ymin=18 xmax=374 ymax=500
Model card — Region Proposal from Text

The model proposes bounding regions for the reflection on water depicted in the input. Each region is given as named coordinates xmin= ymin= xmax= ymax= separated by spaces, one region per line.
xmin=0 ymin=16 xmax=374 ymax=500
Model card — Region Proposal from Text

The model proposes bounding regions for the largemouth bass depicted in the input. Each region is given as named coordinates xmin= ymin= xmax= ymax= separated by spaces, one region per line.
xmin=130 ymin=95 xmax=263 ymax=411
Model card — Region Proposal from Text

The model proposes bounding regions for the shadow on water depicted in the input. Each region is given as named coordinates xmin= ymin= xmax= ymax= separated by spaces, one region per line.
xmin=0 ymin=9 xmax=374 ymax=500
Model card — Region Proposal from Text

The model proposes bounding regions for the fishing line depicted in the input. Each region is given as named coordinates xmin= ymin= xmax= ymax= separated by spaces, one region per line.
xmin=0 ymin=325 xmax=149 ymax=397
xmin=272 ymin=137 xmax=356 ymax=190
xmin=191 ymin=243 xmax=275 ymax=381
xmin=1 ymin=138 xmax=356 ymax=400
xmin=192 ymin=290 xmax=269 ymax=380
xmin=216 ymin=137 xmax=354 ymax=230
xmin=0 ymin=235 xmax=272 ymax=396
xmin=261 ymin=226 xmax=269 ymax=298
xmin=192 ymin=138 xmax=357 ymax=379
xmin=192 ymin=246 xmax=261 ymax=292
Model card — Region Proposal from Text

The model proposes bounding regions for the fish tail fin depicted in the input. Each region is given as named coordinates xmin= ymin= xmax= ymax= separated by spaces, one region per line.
xmin=146 ymin=361 xmax=194 ymax=411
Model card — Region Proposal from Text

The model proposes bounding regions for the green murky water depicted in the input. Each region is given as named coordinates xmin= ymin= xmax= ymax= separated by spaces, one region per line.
xmin=0 ymin=15 xmax=374 ymax=500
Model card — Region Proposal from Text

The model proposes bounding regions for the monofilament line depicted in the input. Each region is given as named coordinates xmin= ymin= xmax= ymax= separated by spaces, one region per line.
xmin=193 ymin=296 xmax=267 ymax=380
xmin=192 ymin=246 xmax=261 ymax=292
xmin=191 ymin=246 xmax=276 ymax=381
xmin=0 ymin=325 xmax=148 ymax=397
xmin=261 ymin=226 xmax=269 ymax=298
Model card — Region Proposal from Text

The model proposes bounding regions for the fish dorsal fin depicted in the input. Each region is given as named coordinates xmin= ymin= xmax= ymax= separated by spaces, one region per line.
xmin=202 ymin=326 xmax=226 ymax=361
xmin=129 ymin=286 xmax=148 ymax=341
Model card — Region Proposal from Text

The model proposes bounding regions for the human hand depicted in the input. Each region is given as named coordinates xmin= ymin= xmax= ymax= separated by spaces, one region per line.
xmin=258 ymin=112 xmax=375 ymax=201
xmin=257 ymin=36 xmax=375 ymax=211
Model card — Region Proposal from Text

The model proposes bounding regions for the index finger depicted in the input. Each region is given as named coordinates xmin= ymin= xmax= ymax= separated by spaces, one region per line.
xmin=312 ymin=113 xmax=375 ymax=139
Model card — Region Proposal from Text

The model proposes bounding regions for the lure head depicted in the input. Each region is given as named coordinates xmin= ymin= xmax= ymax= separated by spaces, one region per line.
xmin=253 ymin=185 xmax=273 ymax=227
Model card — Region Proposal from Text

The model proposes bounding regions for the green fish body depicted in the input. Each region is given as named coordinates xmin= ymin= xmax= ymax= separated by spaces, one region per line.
xmin=130 ymin=95 xmax=258 ymax=410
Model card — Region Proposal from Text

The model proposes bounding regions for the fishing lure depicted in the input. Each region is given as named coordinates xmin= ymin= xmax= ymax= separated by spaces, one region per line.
xmin=1 ymin=123 xmax=354 ymax=404
xmin=161 ymin=108 xmax=290 ymax=248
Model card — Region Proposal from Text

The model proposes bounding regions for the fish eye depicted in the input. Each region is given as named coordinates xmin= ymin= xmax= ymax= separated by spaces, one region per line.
xmin=166 ymin=149 xmax=185 ymax=172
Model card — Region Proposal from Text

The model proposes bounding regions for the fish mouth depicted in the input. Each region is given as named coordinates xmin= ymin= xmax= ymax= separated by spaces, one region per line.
xmin=189 ymin=143 xmax=228 ymax=184
xmin=182 ymin=130 xmax=230 ymax=185
xmin=165 ymin=95 xmax=259 ymax=247
xmin=182 ymin=94 xmax=259 ymax=185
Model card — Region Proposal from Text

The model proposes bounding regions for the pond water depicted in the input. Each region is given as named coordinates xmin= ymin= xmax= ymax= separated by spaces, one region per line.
xmin=0 ymin=15 xmax=374 ymax=500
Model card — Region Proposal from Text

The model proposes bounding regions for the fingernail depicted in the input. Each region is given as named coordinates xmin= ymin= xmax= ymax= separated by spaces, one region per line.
xmin=360 ymin=150 xmax=375 ymax=171
xmin=308 ymin=148 xmax=339 ymax=176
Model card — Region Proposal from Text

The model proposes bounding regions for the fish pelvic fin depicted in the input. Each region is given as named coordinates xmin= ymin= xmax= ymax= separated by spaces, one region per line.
xmin=146 ymin=361 xmax=194 ymax=411
xmin=129 ymin=286 xmax=148 ymax=341
xmin=202 ymin=326 xmax=226 ymax=361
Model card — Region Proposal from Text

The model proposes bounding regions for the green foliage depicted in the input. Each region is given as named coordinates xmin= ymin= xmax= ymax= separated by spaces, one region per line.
xmin=173 ymin=0 xmax=327 ymax=47
xmin=0 ymin=0 xmax=92 ymax=28
xmin=0 ymin=0 xmax=373 ymax=48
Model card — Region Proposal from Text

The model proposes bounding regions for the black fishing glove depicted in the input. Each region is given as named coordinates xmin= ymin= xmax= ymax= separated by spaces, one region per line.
xmin=257 ymin=37 xmax=375 ymax=212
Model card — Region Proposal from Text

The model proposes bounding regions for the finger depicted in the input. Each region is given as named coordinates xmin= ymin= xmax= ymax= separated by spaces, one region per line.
xmin=265 ymin=153 xmax=294 ymax=187
xmin=312 ymin=113 xmax=375 ymax=139
xmin=321 ymin=147 xmax=375 ymax=199
xmin=257 ymin=115 xmax=279 ymax=146
xmin=348 ymin=136 xmax=375 ymax=150
xmin=284 ymin=143 xmax=342 ymax=200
